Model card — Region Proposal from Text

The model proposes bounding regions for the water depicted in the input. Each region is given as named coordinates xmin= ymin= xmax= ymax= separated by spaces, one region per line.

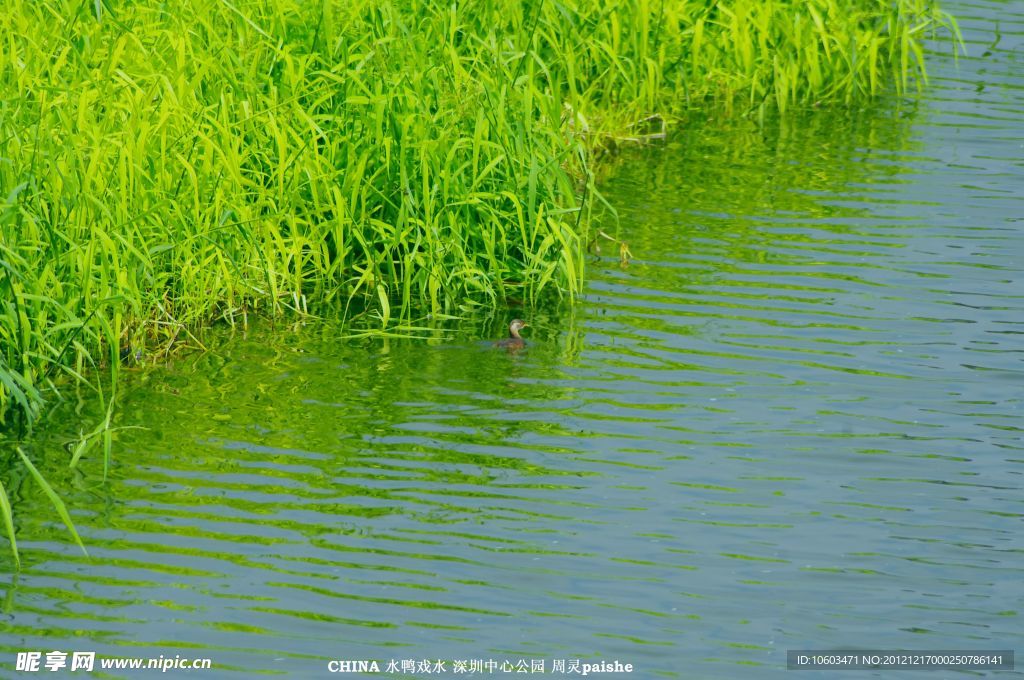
xmin=2 ymin=1 xmax=1022 ymax=677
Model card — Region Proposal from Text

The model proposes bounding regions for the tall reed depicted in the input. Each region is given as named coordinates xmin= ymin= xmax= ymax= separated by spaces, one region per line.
xmin=0 ymin=0 xmax=960 ymax=433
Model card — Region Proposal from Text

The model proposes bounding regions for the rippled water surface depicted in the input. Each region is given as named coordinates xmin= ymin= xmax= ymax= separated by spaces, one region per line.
xmin=3 ymin=1 xmax=1022 ymax=677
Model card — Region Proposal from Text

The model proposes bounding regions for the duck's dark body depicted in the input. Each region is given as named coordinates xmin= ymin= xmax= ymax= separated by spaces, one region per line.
xmin=495 ymin=319 xmax=528 ymax=350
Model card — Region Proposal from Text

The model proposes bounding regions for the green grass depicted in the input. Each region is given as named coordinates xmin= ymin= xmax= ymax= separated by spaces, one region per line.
xmin=0 ymin=0 xmax=959 ymax=434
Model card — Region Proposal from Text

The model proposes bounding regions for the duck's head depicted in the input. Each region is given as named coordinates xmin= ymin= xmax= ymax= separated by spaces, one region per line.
xmin=509 ymin=319 xmax=529 ymax=338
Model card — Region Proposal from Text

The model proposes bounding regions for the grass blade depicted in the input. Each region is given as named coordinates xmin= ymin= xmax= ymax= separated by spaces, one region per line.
xmin=0 ymin=480 xmax=19 ymax=570
xmin=16 ymin=448 xmax=88 ymax=557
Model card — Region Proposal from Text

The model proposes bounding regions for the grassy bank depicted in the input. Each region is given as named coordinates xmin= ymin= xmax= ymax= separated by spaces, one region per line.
xmin=0 ymin=0 xmax=959 ymax=432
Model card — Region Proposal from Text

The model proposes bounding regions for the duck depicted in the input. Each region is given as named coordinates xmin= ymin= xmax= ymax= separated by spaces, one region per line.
xmin=496 ymin=319 xmax=529 ymax=350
